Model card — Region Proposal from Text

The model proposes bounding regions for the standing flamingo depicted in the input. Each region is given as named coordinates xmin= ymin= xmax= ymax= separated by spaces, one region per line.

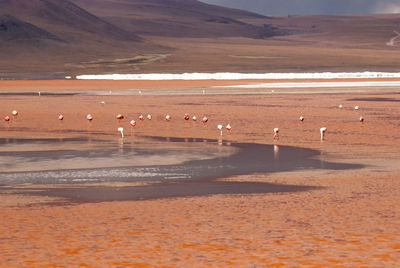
xmin=116 ymin=114 xmax=124 ymax=120
xmin=4 ymin=116 xmax=10 ymax=122
xmin=147 ymin=114 xmax=152 ymax=120
xmin=192 ymin=115 xmax=197 ymax=121
xmin=217 ymin=124 xmax=223 ymax=136
xmin=58 ymin=114 xmax=64 ymax=121
xmin=86 ymin=114 xmax=93 ymax=121
xmin=184 ymin=113 xmax=190 ymax=120
xmin=12 ymin=110 xmax=18 ymax=116
xmin=320 ymin=127 xmax=327 ymax=141
xmin=139 ymin=114 xmax=145 ymax=121
xmin=354 ymin=106 xmax=359 ymax=110
xmin=165 ymin=115 xmax=171 ymax=121
xmin=338 ymin=104 xmax=343 ymax=109
xmin=359 ymin=116 xmax=364 ymax=123
xmin=202 ymin=116 xmax=208 ymax=123
xmin=299 ymin=115 xmax=305 ymax=122
xmin=273 ymin=128 xmax=279 ymax=139
xmin=226 ymin=124 xmax=232 ymax=131
xmin=118 ymin=127 xmax=124 ymax=137
xmin=130 ymin=120 xmax=136 ymax=127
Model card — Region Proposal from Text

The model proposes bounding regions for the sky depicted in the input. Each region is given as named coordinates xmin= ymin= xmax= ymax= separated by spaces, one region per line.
xmin=200 ymin=0 xmax=400 ymax=15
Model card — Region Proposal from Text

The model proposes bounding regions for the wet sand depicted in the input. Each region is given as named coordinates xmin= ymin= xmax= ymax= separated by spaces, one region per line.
xmin=0 ymin=79 xmax=400 ymax=266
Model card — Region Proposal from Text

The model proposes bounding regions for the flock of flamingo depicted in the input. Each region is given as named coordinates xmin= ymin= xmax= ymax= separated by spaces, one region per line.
xmin=3 ymin=103 xmax=364 ymax=142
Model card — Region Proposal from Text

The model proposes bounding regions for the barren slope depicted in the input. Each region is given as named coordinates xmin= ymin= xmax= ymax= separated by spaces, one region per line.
xmin=71 ymin=0 xmax=284 ymax=38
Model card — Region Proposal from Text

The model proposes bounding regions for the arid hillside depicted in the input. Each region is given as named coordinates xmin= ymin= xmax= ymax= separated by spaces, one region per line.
xmin=1 ymin=0 xmax=400 ymax=77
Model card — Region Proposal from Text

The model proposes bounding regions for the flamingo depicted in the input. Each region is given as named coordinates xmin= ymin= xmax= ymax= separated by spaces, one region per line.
xmin=226 ymin=124 xmax=232 ymax=131
xmin=130 ymin=120 xmax=136 ymax=127
xmin=354 ymin=105 xmax=359 ymax=110
xmin=118 ymin=127 xmax=124 ymax=137
xmin=299 ymin=115 xmax=305 ymax=122
xmin=360 ymin=116 xmax=364 ymax=123
xmin=147 ymin=114 xmax=152 ymax=120
xmin=217 ymin=124 xmax=223 ymax=136
xmin=116 ymin=114 xmax=124 ymax=120
xmin=184 ymin=113 xmax=190 ymax=120
xmin=202 ymin=116 xmax=208 ymax=123
xmin=100 ymin=101 xmax=105 ymax=105
xmin=139 ymin=114 xmax=145 ymax=121
xmin=86 ymin=114 xmax=93 ymax=121
xmin=338 ymin=104 xmax=343 ymax=109
xmin=320 ymin=127 xmax=327 ymax=141
xmin=4 ymin=116 xmax=10 ymax=122
xmin=192 ymin=115 xmax=197 ymax=121
xmin=165 ymin=114 xmax=171 ymax=121
xmin=273 ymin=128 xmax=279 ymax=139
xmin=12 ymin=110 xmax=18 ymax=116
xmin=58 ymin=114 xmax=64 ymax=121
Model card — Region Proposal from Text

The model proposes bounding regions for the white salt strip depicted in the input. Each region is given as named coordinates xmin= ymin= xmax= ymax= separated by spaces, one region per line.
xmin=76 ymin=72 xmax=400 ymax=80
xmin=220 ymin=81 xmax=400 ymax=89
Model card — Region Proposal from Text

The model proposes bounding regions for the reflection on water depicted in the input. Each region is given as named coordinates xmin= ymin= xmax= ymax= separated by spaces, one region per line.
xmin=274 ymin=144 xmax=279 ymax=160
xmin=0 ymin=136 xmax=363 ymax=186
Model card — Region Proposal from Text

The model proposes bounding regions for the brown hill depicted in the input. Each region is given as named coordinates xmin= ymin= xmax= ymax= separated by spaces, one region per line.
xmin=70 ymin=0 xmax=285 ymax=38
xmin=0 ymin=0 xmax=141 ymax=42
xmin=0 ymin=0 xmax=155 ymax=75
xmin=1 ymin=0 xmax=400 ymax=76
xmin=259 ymin=14 xmax=400 ymax=49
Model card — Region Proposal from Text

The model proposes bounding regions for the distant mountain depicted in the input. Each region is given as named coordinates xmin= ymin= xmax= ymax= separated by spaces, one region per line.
xmin=71 ymin=0 xmax=285 ymax=38
xmin=0 ymin=0 xmax=154 ymax=75
xmin=0 ymin=0 xmax=141 ymax=42
xmin=2 ymin=0 xmax=399 ymax=76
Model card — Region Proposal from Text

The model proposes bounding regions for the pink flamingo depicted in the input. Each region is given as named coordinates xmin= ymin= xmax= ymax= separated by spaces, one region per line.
xmin=320 ymin=127 xmax=327 ymax=141
xmin=58 ymin=114 xmax=64 ymax=121
xmin=165 ymin=115 xmax=171 ymax=121
xmin=217 ymin=124 xmax=223 ymax=136
xmin=184 ymin=113 xmax=190 ymax=120
xmin=130 ymin=120 xmax=136 ymax=127
xmin=118 ymin=127 xmax=124 ymax=137
xmin=147 ymin=114 xmax=152 ymax=120
xmin=273 ymin=128 xmax=279 ymax=139
xmin=226 ymin=124 xmax=232 ymax=131
xmin=139 ymin=114 xmax=145 ymax=121
xmin=4 ymin=116 xmax=10 ymax=122
xmin=86 ymin=114 xmax=93 ymax=121
xmin=299 ymin=115 xmax=304 ymax=122
xmin=192 ymin=115 xmax=197 ymax=121
xmin=202 ymin=116 xmax=208 ymax=123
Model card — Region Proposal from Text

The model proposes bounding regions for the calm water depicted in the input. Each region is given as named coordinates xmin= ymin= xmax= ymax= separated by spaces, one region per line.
xmin=0 ymin=136 xmax=361 ymax=184
xmin=0 ymin=136 xmax=363 ymax=202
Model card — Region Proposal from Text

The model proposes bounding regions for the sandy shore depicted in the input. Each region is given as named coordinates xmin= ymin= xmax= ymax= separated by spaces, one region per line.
xmin=0 ymin=79 xmax=400 ymax=266
xmin=2 ymin=77 xmax=400 ymax=92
